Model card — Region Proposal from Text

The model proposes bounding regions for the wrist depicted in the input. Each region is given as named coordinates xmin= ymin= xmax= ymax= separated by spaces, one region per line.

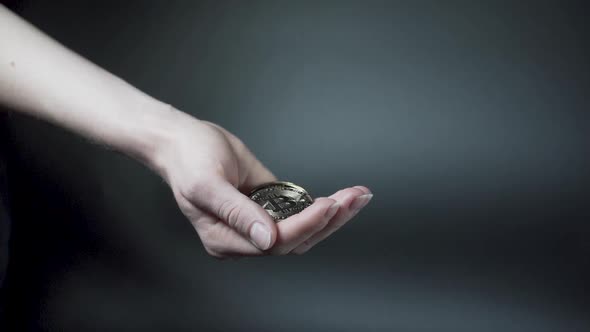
xmin=115 ymin=99 xmax=181 ymax=175
xmin=127 ymin=102 xmax=207 ymax=183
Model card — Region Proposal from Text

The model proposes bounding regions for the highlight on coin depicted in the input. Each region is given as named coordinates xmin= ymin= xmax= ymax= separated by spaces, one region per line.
xmin=248 ymin=181 xmax=314 ymax=221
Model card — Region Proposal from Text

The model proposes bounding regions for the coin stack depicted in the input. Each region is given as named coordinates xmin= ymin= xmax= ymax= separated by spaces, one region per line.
xmin=249 ymin=181 xmax=314 ymax=221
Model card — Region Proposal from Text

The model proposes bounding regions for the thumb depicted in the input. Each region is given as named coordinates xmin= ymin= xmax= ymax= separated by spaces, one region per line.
xmin=197 ymin=177 xmax=277 ymax=250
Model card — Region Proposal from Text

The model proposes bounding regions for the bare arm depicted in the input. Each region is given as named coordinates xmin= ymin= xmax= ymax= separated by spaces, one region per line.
xmin=0 ymin=4 xmax=169 ymax=168
xmin=0 ymin=5 xmax=373 ymax=257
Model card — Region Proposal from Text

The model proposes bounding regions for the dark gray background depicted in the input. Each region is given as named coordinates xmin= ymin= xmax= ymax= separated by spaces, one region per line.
xmin=2 ymin=1 xmax=589 ymax=331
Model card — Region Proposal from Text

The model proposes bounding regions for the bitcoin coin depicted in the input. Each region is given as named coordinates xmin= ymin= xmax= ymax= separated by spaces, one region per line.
xmin=248 ymin=181 xmax=313 ymax=221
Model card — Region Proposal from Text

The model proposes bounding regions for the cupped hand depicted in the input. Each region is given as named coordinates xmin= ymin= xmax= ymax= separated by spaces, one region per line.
xmin=153 ymin=110 xmax=373 ymax=258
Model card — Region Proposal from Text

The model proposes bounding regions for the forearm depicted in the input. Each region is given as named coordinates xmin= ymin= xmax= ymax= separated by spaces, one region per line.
xmin=0 ymin=5 xmax=173 ymax=168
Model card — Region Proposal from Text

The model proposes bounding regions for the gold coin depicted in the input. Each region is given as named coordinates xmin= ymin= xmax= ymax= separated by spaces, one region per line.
xmin=249 ymin=181 xmax=313 ymax=221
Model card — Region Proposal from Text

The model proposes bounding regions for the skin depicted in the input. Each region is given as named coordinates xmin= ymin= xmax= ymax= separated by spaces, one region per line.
xmin=0 ymin=5 xmax=373 ymax=258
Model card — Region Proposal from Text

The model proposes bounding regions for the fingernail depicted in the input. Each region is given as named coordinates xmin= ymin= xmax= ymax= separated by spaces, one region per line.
xmin=325 ymin=203 xmax=340 ymax=219
xmin=250 ymin=222 xmax=271 ymax=250
xmin=350 ymin=194 xmax=373 ymax=211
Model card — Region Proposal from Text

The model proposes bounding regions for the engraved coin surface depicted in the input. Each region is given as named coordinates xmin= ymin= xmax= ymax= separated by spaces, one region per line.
xmin=248 ymin=181 xmax=313 ymax=221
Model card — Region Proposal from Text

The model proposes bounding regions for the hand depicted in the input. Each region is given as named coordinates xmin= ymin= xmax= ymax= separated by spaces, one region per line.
xmin=152 ymin=109 xmax=373 ymax=258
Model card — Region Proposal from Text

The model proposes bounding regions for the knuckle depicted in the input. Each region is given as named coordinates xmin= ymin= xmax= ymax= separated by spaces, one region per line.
xmin=218 ymin=200 xmax=243 ymax=229
xmin=174 ymin=190 xmax=197 ymax=215
xmin=204 ymin=246 xmax=225 ymax=260
xmin=178 ymin=185 xmax=194 ymax=201
xmin=178 ymin=178 xmax=208 ymax=203
xmin=317 ymin=216 xmax=332 ymax=230
xmin=197 ymin=226 xmax=227 ymax=260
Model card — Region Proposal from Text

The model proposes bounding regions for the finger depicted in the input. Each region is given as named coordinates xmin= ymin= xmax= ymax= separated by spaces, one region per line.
xmin=290 ymin=188 xmax=364 ymax=254
xmin=185 ymin=177 xmax=278 ymax=250
xmin=240 ymin=156 xmax=278 ymax=194
xmin=292 ymin=187 xmax=373 ymax=255
xmin=270 ymin=197 xmax=339 ymax=255
xmin=353 ymin=185 xmax=372 ymax=195
xmin=195 ymin=217 xmax=264 ymax=258
xmin=324 ymin=186 xmax=370 ymax=203
xmin=328 ymin=187 xmax=367 ymax=203
xmin=203 ymin=121 xmax=277 ymax=192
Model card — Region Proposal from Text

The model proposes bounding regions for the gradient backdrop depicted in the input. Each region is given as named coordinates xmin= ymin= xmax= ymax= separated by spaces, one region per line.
xmin=2 ymin=1 xmax=590 ymax=331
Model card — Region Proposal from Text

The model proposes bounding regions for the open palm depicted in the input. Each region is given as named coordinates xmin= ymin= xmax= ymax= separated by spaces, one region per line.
xmin=156 ymin=111 xmax=373 ymax=258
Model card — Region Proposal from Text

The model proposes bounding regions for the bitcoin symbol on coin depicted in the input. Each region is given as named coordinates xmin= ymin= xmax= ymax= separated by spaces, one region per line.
xmin=249 ymin=181 xmax=313 ymax=221
xmin=262 ymin=195 xmax=297 ymax=212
